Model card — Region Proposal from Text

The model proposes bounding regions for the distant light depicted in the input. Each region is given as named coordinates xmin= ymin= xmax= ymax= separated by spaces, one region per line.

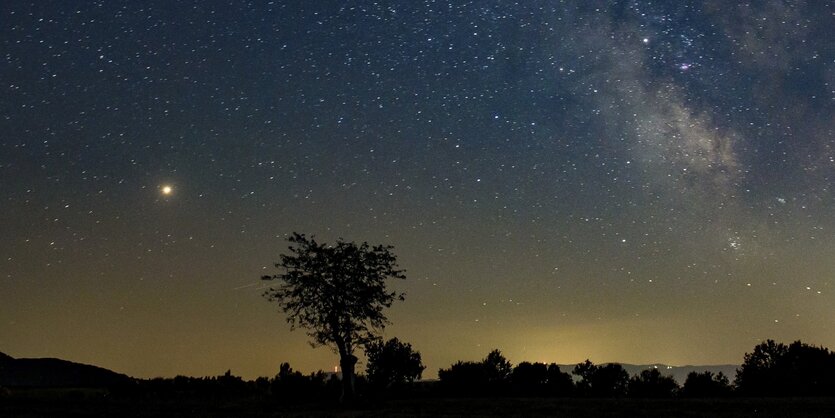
xmin=161 ymin=185 xmax=173 ymax=195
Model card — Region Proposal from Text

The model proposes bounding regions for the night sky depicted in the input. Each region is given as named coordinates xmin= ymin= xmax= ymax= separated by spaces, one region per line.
xmin=1 ymin=1 xmax=833 ymax=380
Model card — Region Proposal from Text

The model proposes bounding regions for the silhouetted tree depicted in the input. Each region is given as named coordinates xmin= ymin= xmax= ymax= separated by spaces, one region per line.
xmin=735 ymin=340 xmax=835 ymax=396
xmin=270 ymin=362 xmax=333 ymax=402
xmin=734 ymin=339 xmax=786 ymax=396
xmin=254 ymin=376 xmax=271 ymax=395
xmin=508 ymin=361 xmax=574 ymax=397
xmin=365 ymin=337 xmax=425 ymax=390
xmin=572 ymin=360 xmax=629 ymax=397
xmin=627 ymin=368 xmax=679 ymax=398
xmin=271 ymin=362 xmax=308 ymax=401
xmin=572 ymin=360 xmax=596 ymax=394
xmin=217 ymin=369 xmax=247 ymax=396
xmin=511 ymin=362 xmax=548 ymax=396
xmin=438 ymin=361 xmax=489 ymax=396
xmin=483 ymin=349 xmax=513 ymax=385
xmin=681 ymin=371 xmax=732 ymax=397
xmin=546 ymin=363 xmax=575 ymax=396
xmin=437 ymin=349 xmax=512 ymax=396
xmin=262 ymin=233 xmax=406 ymax=402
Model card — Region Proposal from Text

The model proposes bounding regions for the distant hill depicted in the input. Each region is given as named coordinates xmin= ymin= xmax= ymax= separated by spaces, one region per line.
xmin=0 ymin=351 xmax=134 ymax=387
xmin=557 ymin=363 xmax=738 ymax=384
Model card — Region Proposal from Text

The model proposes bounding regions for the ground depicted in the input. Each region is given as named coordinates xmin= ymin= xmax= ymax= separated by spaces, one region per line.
xmin=3 ymin=392 xmax=835 ymax=418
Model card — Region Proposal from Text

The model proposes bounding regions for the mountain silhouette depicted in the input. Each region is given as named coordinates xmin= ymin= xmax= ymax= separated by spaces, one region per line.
xmin=0 ymin=351 xmax=134 ymax=387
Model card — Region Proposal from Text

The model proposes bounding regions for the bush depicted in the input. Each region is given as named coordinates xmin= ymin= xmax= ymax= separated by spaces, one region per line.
xmin=627 ymin=369 xmax=679 ymax=398
xmin=509 ymin=362 xmax=574 ymax=397
xmin=735 ymin=340 xmax=835 ymax=396
xmin=681 ymin=371 xmax=732 ymax=398
xmin=438 ymin=349 xmax=512 ymax=396
xmin=365 ymin=338 xmax=425 ymax=390
xmin=573 ymin=360 xmax=629 ymax=397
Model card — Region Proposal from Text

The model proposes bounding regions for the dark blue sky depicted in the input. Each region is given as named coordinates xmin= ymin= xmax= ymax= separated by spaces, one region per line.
xmin=1 ymin=1 xmax=833 ymax=378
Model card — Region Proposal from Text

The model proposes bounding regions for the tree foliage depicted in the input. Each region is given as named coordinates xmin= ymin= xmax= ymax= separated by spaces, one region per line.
xmin=437 ymin=360 xmax=488 ymax=396
xmin=735 ymin=339 xmax=835 ymax=396
xmin=437 ymin=349 xmax=513 ymax=396
xmin=261 ymin=232 xmax=406 ymax=400
xmin=270 ymin=362 xmax=340 ymax=402
xmin=545 ymin=363 xmax=575 ymax=396
xmin=483 ymin=349 xmax=513 ymax=384
xmin=365 ymin=337 xmax=425 ymax=389
xmin=572 ymin=360 xmax=629 ymax=397
xmin=627 ymin=368 xmax=679 ymax=398
xmin=511 ymin=362 xmax=548 ymax=388
xmin=681 ymin=371 xmax=732 ymax=398
xmin=511 ymin=362 xmax=574 ymax=396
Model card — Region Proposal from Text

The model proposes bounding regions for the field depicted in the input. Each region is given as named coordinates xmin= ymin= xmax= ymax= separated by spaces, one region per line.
xmin=3 ymin=392 xmax=835 ymax=418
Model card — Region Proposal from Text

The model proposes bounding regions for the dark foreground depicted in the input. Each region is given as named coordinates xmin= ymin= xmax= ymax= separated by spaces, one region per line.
xmin=3 ymin=393 xmax=835 ymax=418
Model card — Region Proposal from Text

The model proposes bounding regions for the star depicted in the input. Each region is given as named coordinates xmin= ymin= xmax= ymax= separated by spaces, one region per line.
xmin=1 ymin=0 xmax=831 ymax=381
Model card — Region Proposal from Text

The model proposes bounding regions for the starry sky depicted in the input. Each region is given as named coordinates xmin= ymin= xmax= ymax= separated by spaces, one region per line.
xmin=1 ymin=1 xmax=833 ymax=380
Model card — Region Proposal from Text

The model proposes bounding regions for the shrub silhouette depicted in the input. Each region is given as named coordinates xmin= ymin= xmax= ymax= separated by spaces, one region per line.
xmin=483 ymin=349 xmax=512 ymax=385
xmin=130 ymin=371 xmax=250 ymax=400
xmin=270 ymin=362 xmax=334 ymax=402
xmin=572 ymin=360 xmax=628 ymax=397
xmin=511 ymin=362 xmax=574 ymax=396
xmin=735 ymin=339 xmax=835 ymax=396
xmin=365 ymin=337 xmax=425 ymax=390
xmin=546 ymin=363 xmax=575 ymax=396
xmin=438 ymin=349 xmax=512 ymax=396
xmin=627 ymin=368 xmax=679 ymax=398
xmin=438 ymin=360 xmax=489 ymax=396
xmin=511 ymin=362 xmax=548 ymax=395
xmin=681 ymin=371 xmax=732 ymax=397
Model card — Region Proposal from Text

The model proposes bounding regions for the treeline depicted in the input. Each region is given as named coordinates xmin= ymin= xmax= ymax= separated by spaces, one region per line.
xmin=435 ymin=340 xmax=835 ymax=398
xmin=106 ymin=339 xmax=835 ymax=402
xmin=436 ymin=352 xmax=728 ymax=398
xmin=112 ymin=367 xmax=343 ymax=402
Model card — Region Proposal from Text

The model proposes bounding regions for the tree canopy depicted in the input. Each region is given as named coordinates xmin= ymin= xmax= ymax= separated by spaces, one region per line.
xmin=681 ymin=371 xmax=731 ymax=398
xmin=735 ymin=339 xmax=835 ymax=396
xmin=627 ymin=368 xmax=679 ymax=398
xmin=262 ymin=232 xmax=406 ymax=400
xmin=365 ymin=337 xmax=425 ymax=389
xmin=573 ymin=360 xmax=629 ymax=397
xmin=437 ymin=349 xmax=513 ymax=396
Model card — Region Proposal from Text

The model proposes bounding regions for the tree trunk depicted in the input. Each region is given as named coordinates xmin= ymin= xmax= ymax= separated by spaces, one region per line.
xmin=339 ymin=353 xmax=358 ymax=403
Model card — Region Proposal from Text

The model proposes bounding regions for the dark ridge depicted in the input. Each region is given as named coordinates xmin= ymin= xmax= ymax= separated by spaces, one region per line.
xmin=0 ymin=353 xmax=134 ymax=388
